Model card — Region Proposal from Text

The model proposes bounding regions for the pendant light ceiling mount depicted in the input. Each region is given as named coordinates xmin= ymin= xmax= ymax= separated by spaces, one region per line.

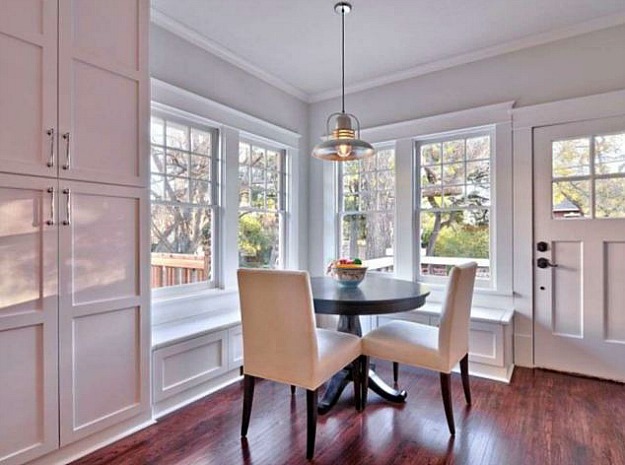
xmin=311 ymin=2 xmax=374 ymax=162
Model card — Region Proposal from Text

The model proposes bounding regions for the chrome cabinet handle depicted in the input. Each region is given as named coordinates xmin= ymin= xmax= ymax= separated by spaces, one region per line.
xmin=62 ymin=188 xmax=71 ymax=225
xmin=46 ymin=187 xmax=55 ymax=225
xmin=62 ymin=132 xmax=71 ymax=170
xmin=46 ymin=128 xmax=55 ymax=167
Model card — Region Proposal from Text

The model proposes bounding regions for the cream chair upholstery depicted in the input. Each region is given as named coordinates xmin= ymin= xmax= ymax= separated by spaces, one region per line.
xmin=237 ymin=268 xmax=362 ymax=459
xmin=362 ymin=262 xmax=477 ymax=434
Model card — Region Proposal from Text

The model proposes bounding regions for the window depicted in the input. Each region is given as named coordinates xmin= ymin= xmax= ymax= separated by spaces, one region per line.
xmin=551 ymin=132 xmax=625 ymax=219
xmin=417 ymin=131 xmax=492 ymax=280
xmin=238 ymin=140 xmax=287 ymax=269
xmin=337 ymin=147 xmax=395 ymax=272
xmin=150 ymin=114 xmax=219 ymax=289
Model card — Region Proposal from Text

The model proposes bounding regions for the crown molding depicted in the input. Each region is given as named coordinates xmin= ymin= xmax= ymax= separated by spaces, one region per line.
xmin=309 ymin=12 xmax=625 ymax=103
xmin=150 ymin=7 xmax=309 ymax=102
xmin=151 ymin=7 xmax=625 ymax=105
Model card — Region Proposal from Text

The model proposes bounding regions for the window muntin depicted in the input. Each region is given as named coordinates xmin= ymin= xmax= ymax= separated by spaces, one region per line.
xmin=338 ymin=147 xmax=396 ymax=272
xmin=552 ymin=132 xmax=625 ymax=219
xmin=150 ymin=115 xmax=219 ymax=289
xmin=417 ymin=133 xmax=492 ymax=280
xmin=238 ymin=141 xmax=287 ymax=269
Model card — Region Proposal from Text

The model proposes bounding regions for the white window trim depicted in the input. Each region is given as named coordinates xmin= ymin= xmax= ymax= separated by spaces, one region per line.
xmin=150 ymin=107 xmax=222 ymax=300
xmin=238 ymin=135 xmax=290 ymax=270
xmin=150 ymin=79 xmax=302 ymax=325
xmin=414 ymin=126 xmax=495 ymax=289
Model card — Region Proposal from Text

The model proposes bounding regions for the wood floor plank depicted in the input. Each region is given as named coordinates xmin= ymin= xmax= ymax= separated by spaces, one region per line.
xmin=70 ymin=365 xmax=625 ymax=465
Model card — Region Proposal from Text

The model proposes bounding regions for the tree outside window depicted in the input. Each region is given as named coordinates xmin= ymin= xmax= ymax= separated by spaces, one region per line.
xmin=150 ymin=116 xmax=218 ymax=289
xmin=338 ymin=148 xmax=395 ymax=272
xmin=238 ymin=141 xmax=287 ymax=269
xmin=418 ymin=133 xmax=491 ymax=279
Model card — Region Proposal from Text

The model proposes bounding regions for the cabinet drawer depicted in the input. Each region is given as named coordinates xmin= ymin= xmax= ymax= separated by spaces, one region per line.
xmin=153 ymin=331 xmax=228 ymax=403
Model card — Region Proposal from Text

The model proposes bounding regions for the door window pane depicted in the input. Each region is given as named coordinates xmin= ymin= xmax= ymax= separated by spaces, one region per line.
xmin=552 ymin=180 xmax=590 ymax=218
xmin=595 ymin=178 xmax=625 ymax=218
xmin=552 ymin=138 xmax=590 ymax=178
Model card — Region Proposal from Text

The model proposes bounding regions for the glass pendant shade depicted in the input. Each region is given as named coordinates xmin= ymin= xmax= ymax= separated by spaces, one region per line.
xmin=311 ymin=2 xmax=374 ymax=162
xmin=312 ymin=112 xmax=374 ymax=161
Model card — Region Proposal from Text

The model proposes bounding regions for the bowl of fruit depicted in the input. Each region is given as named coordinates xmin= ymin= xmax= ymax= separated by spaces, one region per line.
xmin=327 ymin=258 xmax=368 ymax=288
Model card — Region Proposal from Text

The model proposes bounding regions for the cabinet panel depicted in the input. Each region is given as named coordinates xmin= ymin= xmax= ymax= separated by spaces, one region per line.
xmin=0 ymin=2 xmax=57 ymax=178
xmin=228 ymin=326 xmax=243 ymax=370
xmin=0 ymin=175 xmax=58 ymax=465
xmin=72 ymin=307 xmax=141 ymax=430
xmin=58 ymin=0 xmax=149 ymax=187
xmin=153 ymin=331 xmax=228 ymax=403
xmin=59 ymin=181 xmax=150 ymax=445
xmin=71 ymin=0 xmax=139 ymax=71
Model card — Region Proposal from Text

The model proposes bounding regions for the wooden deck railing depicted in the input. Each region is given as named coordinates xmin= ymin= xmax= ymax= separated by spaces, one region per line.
xmin=151 ymin=253 xmax=209 ymax=288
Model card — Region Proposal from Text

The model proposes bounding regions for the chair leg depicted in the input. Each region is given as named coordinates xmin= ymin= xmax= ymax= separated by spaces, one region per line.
xmin=291 ymin=385 xmax=296 ymax=396
xmin=361 ymin=356 xmax=370 ymax=411
xmin=353 ymin=357 xmax=362 ymax=412
xmin=439 ymin=372 xmax=455 ymax=435
xmin=393 ymin=362 xmax=399 ymax=385
xmin=241 ymin=375 xmax=255 ymax=437
xmin=306 ymin=389 xmax=318 ymax=460
xmin=460 ymin=353 xmax=471 ymax=405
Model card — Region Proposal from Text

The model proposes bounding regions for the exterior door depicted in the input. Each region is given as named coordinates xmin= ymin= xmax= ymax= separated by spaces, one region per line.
xmin=0 ymin=174 xmax=58 ymax=465
xmin=0 ymin=0 xmax=58 ymax=178
xmin=57 ymin=0 xmax=149 ymax=187
xmin=534 ymin=116 xmax=625 ymax=381
xmin=58 ymin=181 xmax=150 ymax=445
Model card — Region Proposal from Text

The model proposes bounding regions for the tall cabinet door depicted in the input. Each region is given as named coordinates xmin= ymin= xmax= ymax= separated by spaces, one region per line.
xmin=58 ymin=181 xmax=150 ymax=445
xmin=0 ymin=0 xmax=58 ymax=177
xmin=0 ymin=175 xmax=58 ymax=465
xmin=58 ymin=0 xmax=149 ymax=187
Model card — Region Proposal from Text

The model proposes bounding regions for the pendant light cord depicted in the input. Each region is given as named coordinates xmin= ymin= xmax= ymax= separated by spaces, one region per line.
xmin=341 ymin=6 xmax=345 ymax=113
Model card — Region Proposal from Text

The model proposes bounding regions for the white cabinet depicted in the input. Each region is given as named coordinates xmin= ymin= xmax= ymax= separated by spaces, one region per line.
xmin=0 ymin=175 xmax=58 ymax=465
xmin=0 ymin=2 xmax=149 ymax=464
xmin=0 ymin=0 xmax=148 ymax=187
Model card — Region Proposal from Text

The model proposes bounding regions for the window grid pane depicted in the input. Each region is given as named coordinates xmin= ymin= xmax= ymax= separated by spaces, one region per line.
xmin=150 ymin=116 xmax=217 ymax=289
xmin=239 ymin=141 xmax=287 ymax=269
xmin=338 ymin=148 xmax=396 ymax=273
xmin=551 ymin=132 xmax=625 ymax=219
xmin=418 ymin=133 xmax=491 ymax=280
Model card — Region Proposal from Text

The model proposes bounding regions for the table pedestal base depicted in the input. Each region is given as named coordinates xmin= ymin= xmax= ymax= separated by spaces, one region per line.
xmin=318 ymin=314 xmax=407 ymax=415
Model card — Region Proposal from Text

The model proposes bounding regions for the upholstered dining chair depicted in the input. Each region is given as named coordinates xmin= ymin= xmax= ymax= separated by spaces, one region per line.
xmin=361 ymin=262 xmax=477 ymax=435
xmin=237 ymin=268 xmax=363 ymax=459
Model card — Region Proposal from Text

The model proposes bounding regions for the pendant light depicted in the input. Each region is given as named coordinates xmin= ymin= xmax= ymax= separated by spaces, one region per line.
xmin=311 ymin=2 xmax=374 ymax=162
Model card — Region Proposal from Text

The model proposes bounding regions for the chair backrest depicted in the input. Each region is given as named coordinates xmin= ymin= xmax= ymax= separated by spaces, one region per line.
xmin=437 ymin=262 xmax=477 ymax=366
xmin=237 ymin=268 xmax=318 ymax=384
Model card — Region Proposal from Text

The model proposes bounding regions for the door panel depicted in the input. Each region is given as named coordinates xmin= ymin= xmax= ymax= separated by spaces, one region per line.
xmin=0 ymin=175 xmax=58 ymax=465
xmin=534 ymin=116 xmax=625 ymax=382
xmin=58 ymin=181 xmax=150 ymax=445
xmin=58 ymin=0 xmax=149 ymax=187
xmin=0 ymin=0 xmax=57 ymax=178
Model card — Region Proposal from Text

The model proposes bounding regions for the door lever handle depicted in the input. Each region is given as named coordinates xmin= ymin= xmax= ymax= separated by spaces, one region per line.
xmin=537 ymin=257 xmax=558 ymax=269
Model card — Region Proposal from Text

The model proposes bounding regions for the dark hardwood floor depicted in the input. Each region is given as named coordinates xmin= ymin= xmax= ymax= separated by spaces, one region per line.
xmin=71 ymin=364 xmax=625 ymax=465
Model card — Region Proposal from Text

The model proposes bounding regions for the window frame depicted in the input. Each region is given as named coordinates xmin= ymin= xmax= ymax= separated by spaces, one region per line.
xmin=335 ymin=143 xmax=396 ymax=273
xmin=414 ymin=126 xmax=495 ymax=289
xmin=150 ymin=109 xmax=222 ymax=299
xmin=238 ymin=136 xmax=289 ymax=270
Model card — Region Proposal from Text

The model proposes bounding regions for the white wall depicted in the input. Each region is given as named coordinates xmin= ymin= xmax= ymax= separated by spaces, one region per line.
xmin=150 ymin=24 xmax=310 ymax=275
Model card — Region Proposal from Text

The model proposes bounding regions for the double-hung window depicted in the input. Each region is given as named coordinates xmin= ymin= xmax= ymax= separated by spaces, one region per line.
xmin=238 ymin=140 xmax=288 ymax=269
xmin=417 ymin=130 xmax=492 ymax=282
xmin=337 ymin=147 xmax=396 ymax=271
xmin=150 ymin=114 xmax=219 ymax=289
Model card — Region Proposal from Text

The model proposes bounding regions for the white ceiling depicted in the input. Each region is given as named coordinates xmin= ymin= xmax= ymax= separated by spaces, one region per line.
xmin=151 ymin=0 xmax=625 ymax=102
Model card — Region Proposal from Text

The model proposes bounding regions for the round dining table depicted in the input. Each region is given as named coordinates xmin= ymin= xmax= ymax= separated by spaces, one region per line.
xmin=310 ymin=275 xmax=430 ymax=414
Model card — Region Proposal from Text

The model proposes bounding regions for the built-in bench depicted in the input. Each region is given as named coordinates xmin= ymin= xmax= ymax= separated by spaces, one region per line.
xmin=151 ymin=301 xmax=514 ymax=417
xmin=152 ymin=310 xmax=244 ymax=418
xmin=378 ymin=304 xmax=515 ymax=382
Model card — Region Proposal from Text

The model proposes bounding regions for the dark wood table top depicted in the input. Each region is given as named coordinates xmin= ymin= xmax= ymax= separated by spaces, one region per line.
xmin=311 ymin=275 xmax=430 ymax=316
